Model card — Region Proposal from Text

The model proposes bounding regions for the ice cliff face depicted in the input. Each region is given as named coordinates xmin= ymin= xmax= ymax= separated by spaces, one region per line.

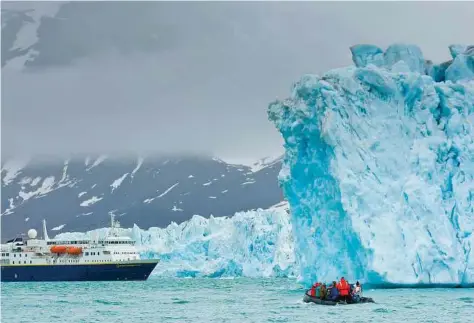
xmin=55 ymin=202 xmax=297 ymax=278
xmin=268 ymin=44 xmax=474 ymax=286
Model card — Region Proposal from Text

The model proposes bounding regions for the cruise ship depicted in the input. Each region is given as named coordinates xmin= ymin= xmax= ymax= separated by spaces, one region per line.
xmin=0 ymin=215 xmax=159 ymax=282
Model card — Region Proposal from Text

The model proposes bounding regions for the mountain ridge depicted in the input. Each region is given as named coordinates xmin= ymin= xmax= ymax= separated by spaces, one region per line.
xmin=1 ymin=155 xmax=284 ymax=240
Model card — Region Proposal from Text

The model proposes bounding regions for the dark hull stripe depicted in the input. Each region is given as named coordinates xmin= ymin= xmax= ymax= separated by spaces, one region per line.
xmin=0 ymin=261 xmax=159 ymax=282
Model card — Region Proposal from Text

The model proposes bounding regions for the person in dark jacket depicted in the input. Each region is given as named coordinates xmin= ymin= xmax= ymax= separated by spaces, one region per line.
xmin=329 ymin=281 xmax=340 ymax=301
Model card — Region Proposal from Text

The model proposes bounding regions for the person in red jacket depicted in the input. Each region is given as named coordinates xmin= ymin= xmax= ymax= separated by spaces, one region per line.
xmin=309 ymin=282 xmax=321 ymax=297
xmin=336 ymin=277 xmax=351 ymax=302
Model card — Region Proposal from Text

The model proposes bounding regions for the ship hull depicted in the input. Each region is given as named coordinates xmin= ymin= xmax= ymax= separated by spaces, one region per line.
xmin=0 ymin=260 xmax=159 ymax=282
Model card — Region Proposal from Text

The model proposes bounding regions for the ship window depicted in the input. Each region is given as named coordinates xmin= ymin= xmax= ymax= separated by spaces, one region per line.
xmin=25 ymin=254 xmax=27 ymax=257
xmin=6 ymin=253 xmax=9 ymax=256
xmin=30 ymin=261 xmax=32 ymax=264
xmin=24 ymin=261 xmax=26 ymax=264
xmin=1 ymin=253 xmax=3 ymax=256
xmin=97 ymin=252 xmax=100 ymax=255
xmin=85 ymin=252 xmax=89 ymax=256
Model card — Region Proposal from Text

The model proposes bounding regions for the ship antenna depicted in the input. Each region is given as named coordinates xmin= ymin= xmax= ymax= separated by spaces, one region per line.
xmin=42 ymin=219 xmax=50 ymax=241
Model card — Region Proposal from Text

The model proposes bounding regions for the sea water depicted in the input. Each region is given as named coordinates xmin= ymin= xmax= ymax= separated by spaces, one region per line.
xmin=1 ymin=278 xmax=472 ymax=323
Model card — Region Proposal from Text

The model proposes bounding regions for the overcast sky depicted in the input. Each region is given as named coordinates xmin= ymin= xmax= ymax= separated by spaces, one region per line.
xmin=2 ymin=1 xmax=473 ymax=163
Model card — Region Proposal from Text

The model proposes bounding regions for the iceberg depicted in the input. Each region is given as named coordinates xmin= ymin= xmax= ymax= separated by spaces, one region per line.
xmin=55 ymin=202 xmax=298 ymax=278
xmin=268 ymin=43 xmax=474 ymax=287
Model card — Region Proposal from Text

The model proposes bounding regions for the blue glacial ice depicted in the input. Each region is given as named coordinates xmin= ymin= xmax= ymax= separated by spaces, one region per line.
xmin=268 ymin=43 xmax=474 ymax=287
xmin=55 ymin=202 xmax=298 ymax=278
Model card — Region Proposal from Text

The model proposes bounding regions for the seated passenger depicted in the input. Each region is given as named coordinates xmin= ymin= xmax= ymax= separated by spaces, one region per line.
xmin=329 ymin=281 xmax=340 ymax=301
xmin=352 ymin=281 xmax=362 ymax=302
xmin=337 ymin=276 xmax=351 ymax=303
xmin=309 ymin=282 xmax=321 ymax=297
xmin=315 ymin=283 xmax=322 ymax=298
xmin=320 ymin=283 xmax=327 ymax=300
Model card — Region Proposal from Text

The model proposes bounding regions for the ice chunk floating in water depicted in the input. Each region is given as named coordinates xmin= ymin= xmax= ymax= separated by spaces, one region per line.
xmin=268 ymin=43 xmax=474 ymax=287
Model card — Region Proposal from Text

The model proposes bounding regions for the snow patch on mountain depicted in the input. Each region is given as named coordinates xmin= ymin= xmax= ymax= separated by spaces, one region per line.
xmin=31 ymin=177 xmax=42 ymax=186
xmin=110 ymin=173 xmax=129 ymax=193
xmin=143 ymin=182 xmax=179 ymax=204
xmin=80 ymin=196 xmax=103 ymax=207
xmin=131 ymin=157 xmax=144 ymax=178
xmin=18 ymin=176 xmax=56 ymax=202
xmin=157 ymin=183 xmax=179 ymax=198
xmin=86 ymin=156 xmax=107 ymax=171
xmin=216 ymin=155 xmax=283 ymax=173
xmin=1 ymin=159 xmax=28 ymax=186
xmin=51 ymin=224 xmax=65 ymax=231
xmin=2 ymin=198 xmax=16 ymax=216
xmin=13 ymin=164 xmax=76 ymax=206
xmin=171 ymin=205 xmax=183 ymax=212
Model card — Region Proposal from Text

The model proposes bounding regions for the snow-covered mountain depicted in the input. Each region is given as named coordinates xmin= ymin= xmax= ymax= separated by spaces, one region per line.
xmin=1 ymin=155 xmax=283 ymax=239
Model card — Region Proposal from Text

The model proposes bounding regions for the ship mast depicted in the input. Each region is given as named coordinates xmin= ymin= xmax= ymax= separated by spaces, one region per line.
xmin=42 ymin=219 xmax=49 ymax=241
xmin=109 ymin=213 xmax=120 ymax=237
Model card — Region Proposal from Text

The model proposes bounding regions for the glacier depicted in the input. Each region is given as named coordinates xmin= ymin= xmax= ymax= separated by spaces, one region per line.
xmin=54 ymin=202 xmax=298 ymax=278
xmin=268 ymin=43 xmax=474 ymax=287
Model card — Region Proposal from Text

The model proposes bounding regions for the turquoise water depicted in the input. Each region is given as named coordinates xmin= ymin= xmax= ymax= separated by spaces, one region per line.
xmin=1 ymin=278 xmax=472 ymax=323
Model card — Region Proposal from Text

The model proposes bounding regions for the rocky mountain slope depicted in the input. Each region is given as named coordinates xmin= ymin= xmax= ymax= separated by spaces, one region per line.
xmin=1 ymin=155 xmax=283 ymax=239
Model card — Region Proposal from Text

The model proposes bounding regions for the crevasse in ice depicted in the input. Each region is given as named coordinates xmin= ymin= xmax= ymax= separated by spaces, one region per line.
xmin=55 ymin=203 xmax=297 ymax=278
xmin=268 ymin=43 xmax=474 ymax=286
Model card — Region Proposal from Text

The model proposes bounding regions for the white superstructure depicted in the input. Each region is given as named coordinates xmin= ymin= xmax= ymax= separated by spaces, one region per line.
xmin=1 ymin=215 xmax=141 ymax=266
